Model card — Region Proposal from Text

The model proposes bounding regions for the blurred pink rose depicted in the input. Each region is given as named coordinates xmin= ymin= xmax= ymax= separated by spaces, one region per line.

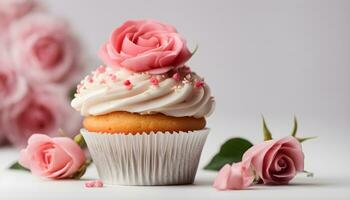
xmin=0 ymin=59 xmax=28 ymax=109
xmin=242 ymin=136 xmax=304 ymax=184
xmin=99 ymin=19 xmax=191 ymax=74
xmin=19 ymin=134 xmax=85 ymax=179
xmin=9 ymin=13 xmax=81 ymax=84
xmin=0 ymin=0 xmax=38 ymax=31
xmin=0 ymin=85 xmax=81 ymax=147
xmin=213 ymin=161 xmax=255 ymax=190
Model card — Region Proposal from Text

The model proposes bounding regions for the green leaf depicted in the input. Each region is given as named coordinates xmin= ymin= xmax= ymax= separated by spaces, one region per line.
xmin=71 ymin=158 xmax=92 ymax=179
xmin=191 ymin=44 xmax=199 ymax=56
xmin=74 ymin=134 xmax=86 ymax=148
xmin=262 ymin=116 xmax=273 ymax=141
xmin=297 ymin=136 xmax=317 ymax=143
xmin=302 ymin=170 xmax=314 ymax=177
xmin=69 ymin=87 xmax=76 ymax=100
xmin=8 ymin=162 xmax=29 ymax=171
xmin=204 ymin=138 xmax=253 ymax=171
xmin=291 ymin=116 xmax=298 ymax=137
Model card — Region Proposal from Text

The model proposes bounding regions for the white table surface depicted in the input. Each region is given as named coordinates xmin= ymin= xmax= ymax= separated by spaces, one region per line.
xmin=1 ymin=147 xmax=349 ymax=200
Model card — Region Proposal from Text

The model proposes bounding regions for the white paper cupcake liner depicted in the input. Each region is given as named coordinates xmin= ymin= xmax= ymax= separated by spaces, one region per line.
xmin=81 ymin=128 xmax=209 ymax=186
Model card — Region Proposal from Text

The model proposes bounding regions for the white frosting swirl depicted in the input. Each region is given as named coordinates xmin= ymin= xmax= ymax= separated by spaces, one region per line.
xmin=71 ymin=66 xmax=215 ymax=118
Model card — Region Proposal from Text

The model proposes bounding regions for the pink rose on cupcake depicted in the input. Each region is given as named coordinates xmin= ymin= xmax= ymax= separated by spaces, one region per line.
xmin=0 ymin=85 xmax=81 ymax=147
xmin=0 ymin=59 xmax=28 ymax=109
xmin=99 ymin=19 xmax=191 ymax=74
xmin=0 ymin=0 xmax=38 ymax=31
xmin=214 ymin=136 xmax=304 ymax=190
xmin=19 ymin=134 xmax=85 ymax=179
xmin=9 ymin=13 xmax=81 ymax=84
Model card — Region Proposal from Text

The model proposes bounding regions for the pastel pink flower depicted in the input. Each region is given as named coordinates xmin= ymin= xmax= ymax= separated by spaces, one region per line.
xmin=0 ymin=0 xmax=38 ymax=31
xmin=0 ymin=59 xmax=28 ymax=109
xmin=0 ymin=85 xmax=81 ymax=147
xmin=213 ymin=161 xmax=255 ymax=190
xmin=99 ymin=19 xmax=191 ymax=74
xmin=242 ymin=136 xmax=304 ymax=184
xmin=19 ymin=134 xmax=86 ymax=179
xmin=9 ymin=13 xmax=81 ymax=84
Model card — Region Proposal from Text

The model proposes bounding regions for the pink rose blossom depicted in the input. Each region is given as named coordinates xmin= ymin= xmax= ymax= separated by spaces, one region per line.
xmin=242 ymin=136 xmax=304 ymax=184
xmin=213 ymin=136 xmax=304 ymax=190
xmin=99 ymin=19 xmax=191 ymax=74
xmin=19 ymin=134 xmax=86 ymax=179
xmin=0 ymin=85 xmax=81 ymax=147
xmin=0 ymin=59 xmax=28 ymax=109
xmin=0 ymin=0 xmax=38 ymax=31
xmin=9 ymin=13 xmax=81 ymax=84
xmin=213 ymin=161 xmax=255 ymax=190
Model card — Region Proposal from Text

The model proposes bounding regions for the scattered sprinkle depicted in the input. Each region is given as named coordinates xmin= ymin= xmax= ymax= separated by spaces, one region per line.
xmin=150 ymin=77 xmax=159 ymax=86
xmin=124 ymin=79 xmax=132 ymax=90
xmin=96 ymin=65 xmax=106 ymax=73
xmin=124 ymin=79 xmax=131 ymax=86
xmin=76 ymin=83 xmax=83 ymax=93
xmin=195 ymin=80 xmax=205 ymax=88
xmin=85 ymin=180 xmax=104 ymax=188
xmin=86 ymin=75 xmax=93 ymax=83
xmin=183 ymin=66 xmax=191 ymax=73
xmin=109 ymin=74 xmax=117 ymax=82
xmin=172 ymin=73 xmax=180 ymax=81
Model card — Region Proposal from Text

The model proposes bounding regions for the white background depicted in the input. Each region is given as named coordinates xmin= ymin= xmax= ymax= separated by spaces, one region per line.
xmin=1 ymin=0 xmax=350 ymax=199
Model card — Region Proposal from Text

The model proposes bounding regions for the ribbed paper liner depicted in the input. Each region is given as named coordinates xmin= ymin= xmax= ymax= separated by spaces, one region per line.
xmin=81 ymin=128 xmax=209 ymax=186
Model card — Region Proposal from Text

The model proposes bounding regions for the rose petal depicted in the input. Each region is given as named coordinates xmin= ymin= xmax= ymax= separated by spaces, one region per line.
xmin=52 ymin=137 xmax=85 ymax=176
xmin=213 ymin=164 xmax=233 ymax=190
xmin=230 ymin=162 xmax=254 ymax=189
xmin=18 ymin=149 xmax=30 ymax=169
xmin=121 ymin=34 xmax=154 ymax=55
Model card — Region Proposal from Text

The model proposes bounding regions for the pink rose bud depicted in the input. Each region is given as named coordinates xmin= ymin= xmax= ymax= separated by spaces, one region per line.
xmin=99 ymin=19 xmax=191 ymax=74
xmin=9 ymin=13 xmax=82 ymax=84
xmin=19 ymin=134 xmax=86 ymax=179
xmin=242 ymin=136 xmax=304 ymax=184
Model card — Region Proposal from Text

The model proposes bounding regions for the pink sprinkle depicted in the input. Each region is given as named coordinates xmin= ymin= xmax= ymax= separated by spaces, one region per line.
xmin=183 ymin=66 xmax=191 ymax=73
xmin=195 ymin=80 xmax=205 ymax=88
xmin=85 ymin=181 xmax=94 ymax=188
xmin=150 ymin=77 xmax=159 ymax=86
xmin=76 ymin=84 xmax=83 ymax=93
xmin=96 ymin=65 xmax=106 ymax=73
xmin=85 ymin=180 xmax=103 ymax=188
xmin=86 ymin=75 xmax=93 ymax=83
xmin=100 ymin=79 xmax=106 ymax=84
xmin=109 ymin=74 xmax=117 ymax=81
xmin=172 ymin=73 xmax=180 ymax=81
xmin=124 ymin=80 xmax=132 ymax=90
xmin=124 ymin=79 xmax=131 ymax=86
xmin=94 ymin=180 xmax=104 ymax=187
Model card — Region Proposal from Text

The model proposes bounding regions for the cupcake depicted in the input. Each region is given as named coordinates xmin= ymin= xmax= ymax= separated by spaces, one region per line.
xmin=71 ymin=19 xmax=215 ymax=185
